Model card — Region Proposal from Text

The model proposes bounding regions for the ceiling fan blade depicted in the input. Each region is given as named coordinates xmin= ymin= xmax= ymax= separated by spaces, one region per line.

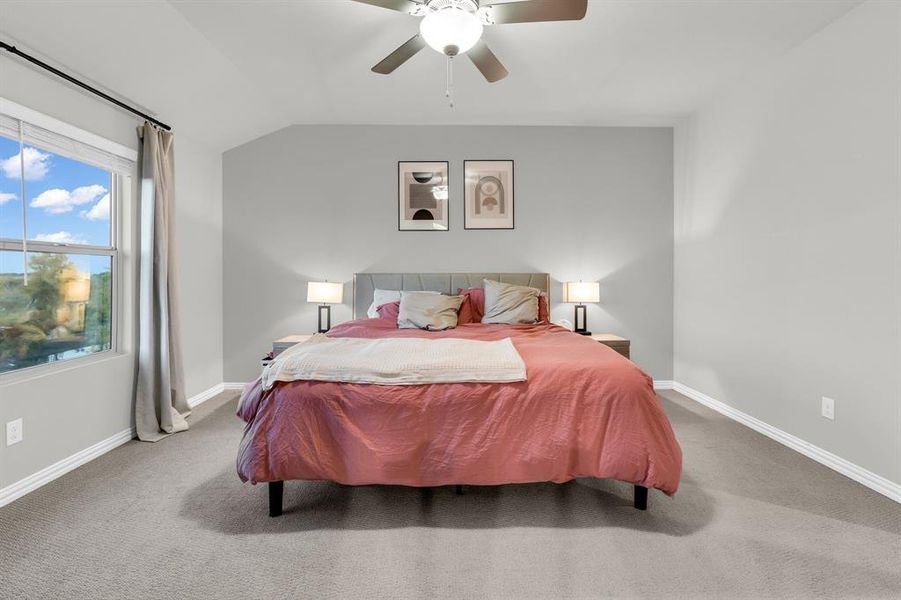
xmin=351 ymin=0 xmax=425 ymax=15
xmin=372 ymin=34 xmax=427 ymax=74
xmin=467 ymin=40 xmax=508 ymax=83
xmin=481 ymin=0 xmax=588 ymax=24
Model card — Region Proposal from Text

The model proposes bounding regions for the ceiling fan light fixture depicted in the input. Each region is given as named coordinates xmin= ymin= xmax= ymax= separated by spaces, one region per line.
xmin=419 ymin=4 xmax=483 ymax=56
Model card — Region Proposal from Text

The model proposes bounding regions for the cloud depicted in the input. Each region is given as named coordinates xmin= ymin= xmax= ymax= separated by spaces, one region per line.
xmin=30 ymin=184 xmax=106 ymax=215
xmin=33 ymin=231 xmax=87 ymax=245
xmin=81 ymin=193 xmax=110 ymax=221
xmin=0 ymin=192 xmax=15 ymax=205
xmin=1 ymin=147 xmax=51 ymax=181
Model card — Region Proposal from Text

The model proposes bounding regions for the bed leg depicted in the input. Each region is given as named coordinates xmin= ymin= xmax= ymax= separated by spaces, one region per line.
xmin=269 ymin=481 xmax=284 ymax=517
xmin=634 ymin=485 xmax=648 ymax=511
xmin=454 ymin=485 xmax=464 ymax=495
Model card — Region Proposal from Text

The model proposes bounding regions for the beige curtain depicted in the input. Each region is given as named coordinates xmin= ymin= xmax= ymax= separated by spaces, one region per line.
xmin=135 ymin=123 xmax=189 ymax=442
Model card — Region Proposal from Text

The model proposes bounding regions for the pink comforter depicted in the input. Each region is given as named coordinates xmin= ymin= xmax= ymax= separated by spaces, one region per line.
xmin=237 ymin=321 xmax=682 ymax=494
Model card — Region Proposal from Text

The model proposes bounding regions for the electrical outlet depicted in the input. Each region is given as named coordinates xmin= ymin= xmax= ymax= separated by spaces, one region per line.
xmin=821 ymin=397 xmax=835 ymax=421
xmin=6 ymin=418 xmax=23 ymax=446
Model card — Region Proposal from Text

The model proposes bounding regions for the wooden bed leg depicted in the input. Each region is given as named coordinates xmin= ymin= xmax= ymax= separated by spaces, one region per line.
xmin=634 ymin=485 xmax=648 ymax=511
xmin=454 ymin=485 xmax=464 ymax=495
xmin=269 ymin=481 xmax=284 ymax=517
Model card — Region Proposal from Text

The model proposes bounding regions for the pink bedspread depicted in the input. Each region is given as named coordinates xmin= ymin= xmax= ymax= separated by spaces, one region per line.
xmin=237 ymin=321 xmax=682 ymax=495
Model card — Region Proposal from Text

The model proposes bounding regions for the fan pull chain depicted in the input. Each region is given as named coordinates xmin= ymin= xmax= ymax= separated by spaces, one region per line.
xmin=445 ymin=55 xmax=455 ymax=109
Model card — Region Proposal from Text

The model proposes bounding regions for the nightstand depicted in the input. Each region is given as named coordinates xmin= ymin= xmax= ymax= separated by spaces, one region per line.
xmin=272 ymin=334 xmax=314 ymax=358
xmin=591 ymin=334 xmax=630 ymax=359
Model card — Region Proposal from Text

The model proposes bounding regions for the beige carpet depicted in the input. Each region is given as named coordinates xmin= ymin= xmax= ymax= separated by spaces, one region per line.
xmin=1 ymin=389 xmax=899 ymax=599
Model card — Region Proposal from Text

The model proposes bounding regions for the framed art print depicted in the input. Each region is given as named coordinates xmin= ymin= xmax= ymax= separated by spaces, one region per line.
xmin=464 ymin=160 xmax=514 ymax=230
xmin=398 ymin=161 xmax=449 ymax=231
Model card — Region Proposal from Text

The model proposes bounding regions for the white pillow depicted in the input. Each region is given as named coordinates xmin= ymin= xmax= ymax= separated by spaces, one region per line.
xmin=397 ymin=292 xmax=464 ymax=331
xmin=481 ymin=279 xmax=540 ymax=324
xmin=366 ymin=289 xmax=439 ymax=318
xmin=366 ymin=289 xmax=401 ymax=318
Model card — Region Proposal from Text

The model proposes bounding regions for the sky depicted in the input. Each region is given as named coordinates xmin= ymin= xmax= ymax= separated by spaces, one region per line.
xmin=0 ymin=135 xmax=111 ymax=248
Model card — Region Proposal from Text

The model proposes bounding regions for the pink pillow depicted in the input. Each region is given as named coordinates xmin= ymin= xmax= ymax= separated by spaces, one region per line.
xmin=538 ymin=294 xmax=549 ymax=323
xmin=456 ymin=288 xmax=485 ymax=324
xmin=376 ymin=301 xmax=400 ymax=323
xmin=457 ymin=296 xmax=474 ymax=324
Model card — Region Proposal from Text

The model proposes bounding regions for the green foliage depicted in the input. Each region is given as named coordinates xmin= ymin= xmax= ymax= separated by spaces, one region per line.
xmin=0 ymin=253 xmax=112 ymax=372
xmin=25 ymin=253 xmax=74 ymax=332
xmin=84 ymin=271 xmax=112 ymax=349
xmin=0 ymin=323 xmax=46 ymax=367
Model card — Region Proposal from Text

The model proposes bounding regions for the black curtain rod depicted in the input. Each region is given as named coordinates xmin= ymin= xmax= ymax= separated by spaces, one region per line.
xmin=1 ymin=40 xmax=172 ymax=131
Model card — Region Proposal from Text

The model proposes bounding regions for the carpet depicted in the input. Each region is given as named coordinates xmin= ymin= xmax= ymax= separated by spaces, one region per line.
xmin=1 ymin=390 xmax=899 ymax=599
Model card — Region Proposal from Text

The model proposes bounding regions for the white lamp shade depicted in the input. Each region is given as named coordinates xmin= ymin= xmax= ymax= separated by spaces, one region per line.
xmin=565 ymin=281 xmax=600 ymax=304
xmin=420 ymin=6 xmax=483 ymax=55
xmin=307 ymin=281 xmax=343 ymax=304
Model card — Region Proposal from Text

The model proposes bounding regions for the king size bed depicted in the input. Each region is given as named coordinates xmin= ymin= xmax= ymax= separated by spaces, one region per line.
xmin=237 ymin=273 xmax=682 ymax=516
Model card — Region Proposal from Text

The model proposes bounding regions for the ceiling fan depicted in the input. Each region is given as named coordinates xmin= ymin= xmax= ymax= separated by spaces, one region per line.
xmin=353 ymin=0 xmax=588 ymax=84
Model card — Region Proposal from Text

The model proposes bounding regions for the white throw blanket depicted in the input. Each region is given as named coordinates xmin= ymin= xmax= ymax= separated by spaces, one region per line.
xmin=262 ymin=334 xmax=527 ymax=389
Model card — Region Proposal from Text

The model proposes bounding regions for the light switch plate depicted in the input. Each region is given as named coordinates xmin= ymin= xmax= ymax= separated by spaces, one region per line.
xmin=6 ymin=418 xmax=23 ymax=446
xmin=821 ymin=397 xmax=835 ymax=421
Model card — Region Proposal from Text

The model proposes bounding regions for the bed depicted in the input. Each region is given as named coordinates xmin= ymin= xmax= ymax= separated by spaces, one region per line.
xmin=237 ymin=272 xmax=682 ymax=516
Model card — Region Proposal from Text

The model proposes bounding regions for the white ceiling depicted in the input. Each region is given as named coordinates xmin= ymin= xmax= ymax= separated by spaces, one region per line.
xmin=0 ymin=0 xmax=861 ymax=151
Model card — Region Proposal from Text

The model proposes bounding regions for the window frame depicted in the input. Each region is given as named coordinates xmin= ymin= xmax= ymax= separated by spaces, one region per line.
xmin=0 ymin=98 xmax=135 ymax=380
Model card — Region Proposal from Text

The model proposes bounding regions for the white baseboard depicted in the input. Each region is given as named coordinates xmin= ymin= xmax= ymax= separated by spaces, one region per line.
xmin=0 ymin=427 xmax=134 ymax=508
xmin=186 ymin=382 xmax=246 ymax=408
xmin=7 ymin=379 xmax=895 ymax=509
xmin=187 ymin=382 xmax=226 ymax=408
xmin=670 ymin=381 xmax=901 ymax=504
xmin=1 ymin=381 xmax=246 ymax=508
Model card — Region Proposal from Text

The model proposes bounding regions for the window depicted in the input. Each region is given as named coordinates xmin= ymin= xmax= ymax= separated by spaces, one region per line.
xmin=0 ymin=106 xmax=134 ymax=375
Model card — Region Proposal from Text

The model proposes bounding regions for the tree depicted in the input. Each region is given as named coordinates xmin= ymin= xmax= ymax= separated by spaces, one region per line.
xmin=84 ymin=270 xmax=112 ymax=349
xmin=25 ymin=253 xmax=75 ymax=333
xmin=0 ymin=253 xmax=75 ymax=370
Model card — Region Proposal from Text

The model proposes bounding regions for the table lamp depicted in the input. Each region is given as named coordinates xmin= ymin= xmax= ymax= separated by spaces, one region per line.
xmin=307 ymin=281 xmax=343 ymax=333
xmin=564 ymin=281 xmax=600 ymax=336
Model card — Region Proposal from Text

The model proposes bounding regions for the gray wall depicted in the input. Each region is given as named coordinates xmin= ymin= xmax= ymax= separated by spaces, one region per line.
xmin=674 ymin=0 xmax=900 ymax=486
xmin=0 ymin=55 xmax=223 ymax=489
xmin=223 ymin=125 xmax=674 ymax=382
xmin=171 ymin=140 xmax=224 ymax=396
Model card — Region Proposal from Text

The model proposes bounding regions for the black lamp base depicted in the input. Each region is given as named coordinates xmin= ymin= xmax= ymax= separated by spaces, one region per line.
xmin=574 ymin=304 xmax=591 ymax=336
xmin=317 ymin=304 xmax=331 ymax=333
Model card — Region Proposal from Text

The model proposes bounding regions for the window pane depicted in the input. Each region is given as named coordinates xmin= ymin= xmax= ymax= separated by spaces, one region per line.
xmin=0 ymin=250 xmax=112 ymax=373
xmin=0 ymin=135 xmax=23 ymax=241
xmin=23 ymin=145 xmax=111 ymax=247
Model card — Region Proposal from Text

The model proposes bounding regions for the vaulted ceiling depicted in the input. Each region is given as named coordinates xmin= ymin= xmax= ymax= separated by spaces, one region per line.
xmin=0 ymin=0 xmax=861 ymax=151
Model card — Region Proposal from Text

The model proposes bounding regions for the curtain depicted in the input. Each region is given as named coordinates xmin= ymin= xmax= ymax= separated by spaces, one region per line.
xmin=134 ymin=123 xmax=189 ymax=442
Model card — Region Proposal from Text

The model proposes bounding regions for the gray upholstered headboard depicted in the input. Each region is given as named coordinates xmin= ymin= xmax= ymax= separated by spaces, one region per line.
xmin=353 ymin=272 xmax=550 ymax=319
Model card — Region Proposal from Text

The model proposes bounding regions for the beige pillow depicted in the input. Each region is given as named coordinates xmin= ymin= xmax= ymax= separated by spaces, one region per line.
xmin=481 ymin=279 xmax=540 ymax=324
xmin=366 ymin=288 xmax=438 ymax=318
xmin=397 ymin=292 xmax=464 ymax=331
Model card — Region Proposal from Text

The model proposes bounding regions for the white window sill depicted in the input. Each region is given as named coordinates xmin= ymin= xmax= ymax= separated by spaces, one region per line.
xmin=0 ymin=350 xmax=130 ymax=387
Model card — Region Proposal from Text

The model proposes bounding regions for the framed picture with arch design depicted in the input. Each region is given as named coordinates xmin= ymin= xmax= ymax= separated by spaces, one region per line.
xmin=464 ymin=160 xmax=514 ymax=230
xmin=398 ymin=161 xmax=449 ymax=231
